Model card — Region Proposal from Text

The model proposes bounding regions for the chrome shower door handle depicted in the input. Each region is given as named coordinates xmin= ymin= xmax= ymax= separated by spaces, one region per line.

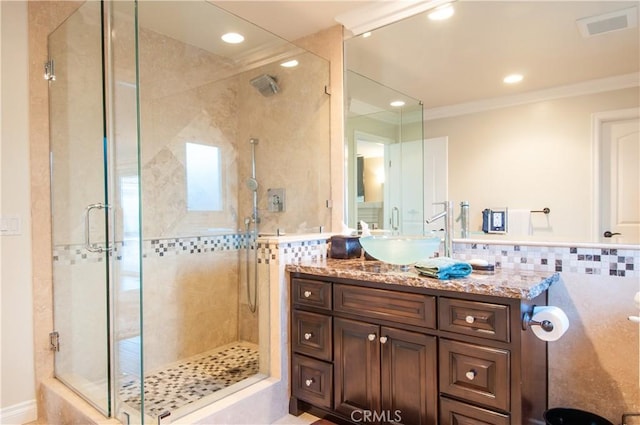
xmin=391 ymin=206 xmax=400 ymax=232
xmin=84 ymin=203 xmax=111 ymax=253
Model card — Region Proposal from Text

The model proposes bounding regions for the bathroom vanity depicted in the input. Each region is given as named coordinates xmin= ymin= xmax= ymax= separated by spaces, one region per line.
xmin=287 ymin=259 xmax=559 ymax=425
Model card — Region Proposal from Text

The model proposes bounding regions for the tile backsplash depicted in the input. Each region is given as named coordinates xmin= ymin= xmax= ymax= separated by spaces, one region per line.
xmin=454 ymin=242 xmax=639 ymax=278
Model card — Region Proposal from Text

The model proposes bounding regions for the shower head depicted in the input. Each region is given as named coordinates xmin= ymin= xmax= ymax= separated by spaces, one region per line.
xmin=250 ymin=74 xmax=279 ymax=97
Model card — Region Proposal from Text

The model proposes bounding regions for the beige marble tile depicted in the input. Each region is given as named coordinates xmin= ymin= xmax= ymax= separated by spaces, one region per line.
xmin=549 ymin=273 xmax=639 ymax=423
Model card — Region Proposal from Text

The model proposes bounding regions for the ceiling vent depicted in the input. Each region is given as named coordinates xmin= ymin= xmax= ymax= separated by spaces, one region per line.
xmin=577 ymin=6 xmax=638 ymax=38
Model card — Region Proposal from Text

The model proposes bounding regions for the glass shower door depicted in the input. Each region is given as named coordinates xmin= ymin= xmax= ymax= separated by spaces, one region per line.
xmin=49 ymin=1 xmax=111 ymax=415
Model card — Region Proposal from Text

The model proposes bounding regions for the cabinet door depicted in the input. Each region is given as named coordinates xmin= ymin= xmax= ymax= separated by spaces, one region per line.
xmin=380 ymin=327 xmax=438 ymax=425
xmin=334 ymin=317 xmax=382 ymax=419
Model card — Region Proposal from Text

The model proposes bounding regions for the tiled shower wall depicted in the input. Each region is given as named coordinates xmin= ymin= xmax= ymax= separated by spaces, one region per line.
xmin=53 ymin=234 xmax=249 ymax=373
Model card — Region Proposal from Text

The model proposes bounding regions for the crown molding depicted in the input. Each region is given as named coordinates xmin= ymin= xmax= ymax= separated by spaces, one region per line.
xmin=424 ymin=72 xmax=640 ymax=120
xmin=335 ymin=0 xmax=452 ymax=37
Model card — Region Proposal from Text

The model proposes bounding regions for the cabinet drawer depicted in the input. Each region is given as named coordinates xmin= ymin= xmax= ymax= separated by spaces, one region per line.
xmin=440 ymin=397 xmax=510 ymax=425
xmin=439 ymin=298 xmax=510 ymax=342
xmin=292 ymin=278 xmax=331 ymax=311
xmin=292 ymin=310 xmax=332 ymax=361
xmin=440 ymin=339 xmax=510 ymax=411
xmin=334 ymin=284 xmax=436 ymax=329
xmin=292 ymin=354 xmax=333 ymax=409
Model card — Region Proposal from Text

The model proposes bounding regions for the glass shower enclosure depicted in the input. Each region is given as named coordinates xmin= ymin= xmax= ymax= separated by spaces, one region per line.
xmin=48 ymin=1 xmax=331 ymax=422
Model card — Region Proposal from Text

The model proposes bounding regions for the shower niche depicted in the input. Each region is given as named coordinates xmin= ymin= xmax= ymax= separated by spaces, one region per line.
xmin=47 ymin=1 xmax=331 ymax=422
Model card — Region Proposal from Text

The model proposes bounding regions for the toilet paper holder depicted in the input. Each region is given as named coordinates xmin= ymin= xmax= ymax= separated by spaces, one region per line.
xmin=522 ymin=310 xmax=554 ymax=332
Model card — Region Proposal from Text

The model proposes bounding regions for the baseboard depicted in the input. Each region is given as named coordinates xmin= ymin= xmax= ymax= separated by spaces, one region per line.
xmin=0 ymin=399 xmax=37 ymax=425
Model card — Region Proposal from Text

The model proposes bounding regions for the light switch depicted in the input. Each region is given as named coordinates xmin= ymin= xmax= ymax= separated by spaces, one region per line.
xmin=0 ymin=215 xmax=22 ymax=236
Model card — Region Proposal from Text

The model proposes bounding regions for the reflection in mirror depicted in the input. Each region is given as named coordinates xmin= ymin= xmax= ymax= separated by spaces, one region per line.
xmin=345 ymin=71 xmax=424 ymax=236
xmin=345 ymin=1 xmax=639 ymax=244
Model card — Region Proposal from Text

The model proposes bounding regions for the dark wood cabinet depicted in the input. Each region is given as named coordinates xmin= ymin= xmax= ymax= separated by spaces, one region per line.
xmin=289 ymin=273 xmax=548 ymax=425
xmin=380 ymin=326 xmax=438 ymax=425
xmin=334 ymin=317 xmax=438 ymax=425
xmin=334 ymin=317 xmax=382 ymax=418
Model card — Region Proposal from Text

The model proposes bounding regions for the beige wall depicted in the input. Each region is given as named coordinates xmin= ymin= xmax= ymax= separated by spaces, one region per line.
xmin=295 ymin=25 xmax=345 ymax=232
xmin=425 ymin=87 xmax=639 ymax=241
xmin=0 ymin=1 xmax=36 ymax=421
xmin=363 ymin=156 xmax=383 ymax=202
xmin=549 ymin=272 xmax=639 ymax=423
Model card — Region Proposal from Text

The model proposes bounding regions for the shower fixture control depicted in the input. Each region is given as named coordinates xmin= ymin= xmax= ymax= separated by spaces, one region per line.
xmin=267 ymin=188 xmax=285 ymax=212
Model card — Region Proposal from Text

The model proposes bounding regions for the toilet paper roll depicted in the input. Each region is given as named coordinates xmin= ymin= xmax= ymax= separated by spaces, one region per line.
xmin=530 ymin=306 xmax=570 ymax=342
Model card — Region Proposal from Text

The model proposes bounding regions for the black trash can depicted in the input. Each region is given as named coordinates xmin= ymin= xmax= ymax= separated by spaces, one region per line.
xmin=544 ymin=408 xmax=614 ymax=425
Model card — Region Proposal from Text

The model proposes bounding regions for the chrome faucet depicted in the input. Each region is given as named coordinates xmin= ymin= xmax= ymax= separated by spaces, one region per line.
xmin=425 ymin=201 xmax=454 ymax=257
xmin=458 ymin=201 xmax=470 ymax=239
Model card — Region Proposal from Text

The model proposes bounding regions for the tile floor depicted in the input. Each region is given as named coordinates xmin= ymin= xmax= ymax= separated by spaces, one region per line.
xmin=119 ymin=342 xmax=259 ymax=419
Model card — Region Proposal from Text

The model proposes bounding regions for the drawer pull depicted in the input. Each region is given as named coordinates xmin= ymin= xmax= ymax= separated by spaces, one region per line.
xmin=368 ymin=333 xmax=377 ymax=341
xmin=465 ymin=315 xmax=476 ymax=324
xmin=465 ymin=370 xmax=477 ymax=381
xmin=303 ymin=290 xmax=312 ymax=298
xmin=304 ymin=332 xmax=313 ymax=340
xmin=379 ymin=336 xmax=388 ymax=344
xmin=305 ymin=378 xmax=315 ymax=387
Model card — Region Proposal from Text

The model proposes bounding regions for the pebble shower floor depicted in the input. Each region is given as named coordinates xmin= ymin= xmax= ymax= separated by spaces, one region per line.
xmin=119 ymin=343 xmax=259 ymax=419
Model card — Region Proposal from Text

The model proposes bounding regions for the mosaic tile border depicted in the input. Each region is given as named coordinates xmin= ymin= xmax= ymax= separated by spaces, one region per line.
xmin=53 ymin=233 xmax=249 ymax=264
xmin=454 ymin=242 xmax=640 ymax=278
xmin=275 ymin=239 xmax=328 ymax=266
xmin=53 ymin=234 xmax=638 ymax=279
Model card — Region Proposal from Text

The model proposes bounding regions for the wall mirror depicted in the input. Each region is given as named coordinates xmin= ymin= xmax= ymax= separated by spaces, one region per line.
xmin=345 ymin=71 xmax=425 ymax=236
xmin=344 ymin=1 xmax=639 ymax=244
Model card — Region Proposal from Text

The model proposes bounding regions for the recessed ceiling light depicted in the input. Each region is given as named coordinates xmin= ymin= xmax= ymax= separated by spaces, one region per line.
xmin=428 ymin=3 xmax=455 ymax=21
xmin=503 ymin=74 xmax=524 ymax=84
xmin=390 ymin=100 xmax=405 ymax=107
xmin=362 ymin=32 xmax=372 ymax=38
xmin=280 ymin=59 xmax=299 ymax=68
xmin=221 ymin=32 xmax=244 ymax=44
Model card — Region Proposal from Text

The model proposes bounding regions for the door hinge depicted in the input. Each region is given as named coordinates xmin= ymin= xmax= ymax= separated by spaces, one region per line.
xmin=49 ymin=331 xmax=60 ymax=352
xmin=44 ymin=60 xmax=56 ymax=81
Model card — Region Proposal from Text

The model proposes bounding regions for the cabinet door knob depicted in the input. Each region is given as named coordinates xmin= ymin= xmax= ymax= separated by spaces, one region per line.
xmin=465 ymin=370 xmax=477 ymax=380
xmin=303 ymin=290 xmax=312 ymax=298
xmin=379 ymin=336 xmax=388 ymax=344
xmin=368 ymin=333 xmax=376 ymax=341
xmin=465 ymin=315 xmax=475 ymax=324
xmin=305 ymin=378 xmax=314 ymax=387
xmin=304 ymin=332 xmax=313 ymax=340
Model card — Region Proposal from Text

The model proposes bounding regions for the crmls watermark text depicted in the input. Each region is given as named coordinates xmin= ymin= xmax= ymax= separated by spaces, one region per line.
xmin=350 ymin=409 xmax=402 ymax=423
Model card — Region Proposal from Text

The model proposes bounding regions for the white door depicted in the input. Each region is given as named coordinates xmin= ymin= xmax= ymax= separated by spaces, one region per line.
xmin=386 ymin=140 xmax=424 ymax=235
xmin=600 ymin=114 xmax=640 ymax=244
xmin=423 ymin=137 xmax=448 ymax=234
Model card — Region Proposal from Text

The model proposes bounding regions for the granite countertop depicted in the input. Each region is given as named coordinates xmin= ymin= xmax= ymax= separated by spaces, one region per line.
xmin=286 ymin=258 xmax=560 ymax=300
